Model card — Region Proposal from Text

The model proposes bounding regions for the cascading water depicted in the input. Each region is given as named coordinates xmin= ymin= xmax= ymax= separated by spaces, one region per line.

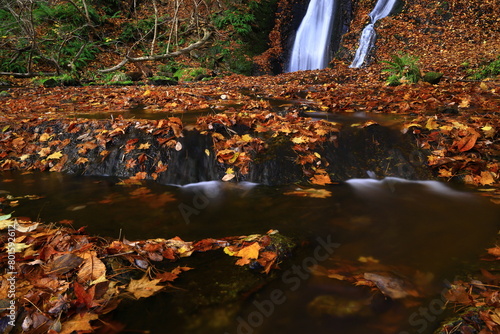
xmin=287 ymin=0 xmax=337 ymax=72
xmin=349 ymin=0 xmax=398 ymax=68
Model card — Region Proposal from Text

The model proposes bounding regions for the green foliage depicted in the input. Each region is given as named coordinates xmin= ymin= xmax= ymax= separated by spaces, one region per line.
xmin=386 ymin=74 xmax=402 ymax=86
xmin=381 ymin=52 xmax=421 ymax=85
xmin=34 ymin=1 xmax=100 ymax=26
xmin=471 ymin=56 xmax=500 ymax=80
xmin=119 ymin=18 xmax=156 ymax=42
xmin=213 ymin=9 xmax=255 ymax=36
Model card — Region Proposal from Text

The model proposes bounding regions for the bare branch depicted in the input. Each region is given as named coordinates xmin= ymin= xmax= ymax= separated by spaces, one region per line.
xmin=98 ymin=28 xmax=212 ymax=73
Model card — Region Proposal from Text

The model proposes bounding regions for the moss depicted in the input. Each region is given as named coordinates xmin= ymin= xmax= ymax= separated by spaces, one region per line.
xmin=174 ymin=67 xmax=210 ymax=82
xmin=422 ymin=71 xmax=444 ymax=84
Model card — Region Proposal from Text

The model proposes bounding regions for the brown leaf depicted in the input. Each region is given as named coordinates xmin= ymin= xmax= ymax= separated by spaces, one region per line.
xmin=60 ymin=312 xmax=99 ymax=334
xmin=456 ymin=132 xmax=479 ymax=152
xmin=77 ymin=251 xmax=107 ymax=283
xmin=45 ymin=253 xmax=84 ymax=275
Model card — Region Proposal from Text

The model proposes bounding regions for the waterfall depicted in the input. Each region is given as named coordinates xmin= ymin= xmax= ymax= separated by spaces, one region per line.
xmin=287 ymin=0 xmax=337 ymax=72
xmin=349 ymin=0 xmax=398 ymax=68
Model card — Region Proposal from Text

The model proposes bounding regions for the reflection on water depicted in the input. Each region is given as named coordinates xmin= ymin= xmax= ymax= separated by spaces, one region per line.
xmin=1 ymin=171 xmax=498 ymax=333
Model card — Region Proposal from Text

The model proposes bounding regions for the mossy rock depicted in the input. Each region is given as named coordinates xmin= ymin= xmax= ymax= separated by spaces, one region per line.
xmin=149 ymin=76 xmax=178 ymax=86
xmin=423 ymin=71 xmax=444 ymax=84
xmin=40 ymin=75 xmax=81 ymax=87
xmin=0 ymin=91 xmax=11 ymax=97
xmin=174 ymin=67 xmax=210 ymax=82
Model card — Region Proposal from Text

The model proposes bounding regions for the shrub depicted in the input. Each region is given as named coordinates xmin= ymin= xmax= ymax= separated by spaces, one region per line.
xmin=381 ymin=52 xmax=421 ymax=84
xmin=471 ymin=56 xmax=500 ymax=80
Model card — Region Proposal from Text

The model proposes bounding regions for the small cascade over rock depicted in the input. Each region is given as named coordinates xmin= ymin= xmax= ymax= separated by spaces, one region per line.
xmin=349 ymin=0 xmax=398 ymax=68
xmin=287 ymin=0 xmax=338 ymax=72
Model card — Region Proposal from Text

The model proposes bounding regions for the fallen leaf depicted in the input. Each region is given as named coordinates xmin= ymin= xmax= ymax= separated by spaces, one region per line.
xmin=127 ymin=275 xmax=165 ymax=299
xmin=47 ymin=151 xmax=63 ymax=160
xmin=60 ymin=312 xmax=98 ymax=334
xmin=455 ymin=132 xmax=479 ymax=152
xmin=310 ymin=171 xmax=332 ymax=185
xmin=77 ymin=251 xmax=107 ymax=283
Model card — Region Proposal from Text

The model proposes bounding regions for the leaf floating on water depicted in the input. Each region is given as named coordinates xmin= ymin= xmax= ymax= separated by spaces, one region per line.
xmin=127 ymin=275 xmax=165 ymax=299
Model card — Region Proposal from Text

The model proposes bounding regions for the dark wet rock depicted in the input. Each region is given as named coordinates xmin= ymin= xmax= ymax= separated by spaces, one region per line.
xmin=148 ymin=76 xmax=178 ymax=86
xmin=0 ymin=118 xmax=432 ymax=186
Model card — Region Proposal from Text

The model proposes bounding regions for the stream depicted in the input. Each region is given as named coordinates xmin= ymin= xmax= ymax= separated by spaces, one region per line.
xmin=2 ymin=171 xmax=499 ymax=333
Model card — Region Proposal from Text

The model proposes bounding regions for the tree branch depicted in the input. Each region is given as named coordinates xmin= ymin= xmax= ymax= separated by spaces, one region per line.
xmin=98 ymin=28 xmax=212 ymax=73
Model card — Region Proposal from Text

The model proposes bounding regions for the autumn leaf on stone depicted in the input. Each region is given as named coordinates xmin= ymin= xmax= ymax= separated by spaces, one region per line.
xmin=127 ymin=275 xmax=165 ymax=299
xmin=310 ymin=169 xmax=332 ymax=185
xmin=37 ymin=147 xmax=51 ymax=158
xmin=47 ymin=151 xmax=63 ymax=160
xmin=234 ymin=242 xmax=261 ymax=266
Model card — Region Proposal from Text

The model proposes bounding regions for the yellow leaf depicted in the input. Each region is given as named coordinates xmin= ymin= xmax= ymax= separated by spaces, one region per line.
xmin=292 ymin=136 xmax=307 ymax=144
xmin=236 ymin=242 xmax=261 ymax=260
xmin=143 ymin=89 xmax=151 ymax=97
xmin=127 ymin=275 xmax=164 ymax=299
xmin=138 ymin=142 xmax=151 ymax=150
xmin=204 ymin=149 xmax=210 ymax=156
xmin=425 ymin=118 xmax=439 ymax=130
xmin=47 ymin=151 xmax=63 ymax=160
xmin=482 ymin=125 xmax=496 ymax=138
xmin=224 ymin=246 xmax=237 ymax=256
xmin=479 ymin=171 xmax=495 ymax=186
xmin=459 ymin=97 xmax=471 ymax=108
xmin=39 ymin=133 xmax=52 ymax=142
xmin=241 ymin=134 xmax=252 ymax=142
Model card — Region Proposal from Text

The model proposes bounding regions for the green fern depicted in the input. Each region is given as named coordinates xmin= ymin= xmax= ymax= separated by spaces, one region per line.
xmin=381 ymin=52 xmax=421 ymax=84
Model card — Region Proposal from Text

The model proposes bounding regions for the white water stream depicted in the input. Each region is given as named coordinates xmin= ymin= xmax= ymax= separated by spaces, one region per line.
xmin=287 ymin=0 xmax=337 ymax=72
xmin=349 ymin=0 xmax=398 ymax=68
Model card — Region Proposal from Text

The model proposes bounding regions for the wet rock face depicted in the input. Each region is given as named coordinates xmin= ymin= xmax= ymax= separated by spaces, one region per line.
xmin=0 ymin=116 xmax=431 ymax=185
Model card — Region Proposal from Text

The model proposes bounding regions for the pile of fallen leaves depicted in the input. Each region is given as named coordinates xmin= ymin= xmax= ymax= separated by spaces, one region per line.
xmin=436 ymin=246 xmax=500 ymax=333
xmin=0 ymin=214 xmax=293 ymax=333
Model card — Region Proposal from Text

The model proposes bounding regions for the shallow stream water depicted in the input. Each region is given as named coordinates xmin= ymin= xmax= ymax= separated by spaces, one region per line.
xmin=1 ymin=171 xmax=499 ymax=333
